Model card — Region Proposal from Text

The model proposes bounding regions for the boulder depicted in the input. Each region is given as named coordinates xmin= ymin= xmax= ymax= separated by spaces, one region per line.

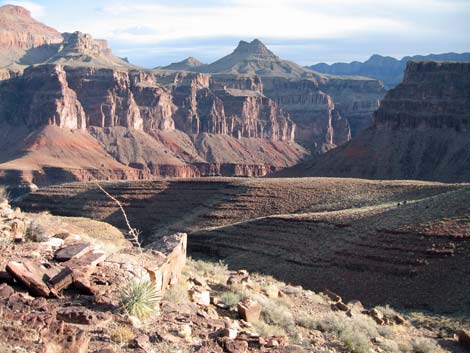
xmin=457 ymin=330 xmax=470 ymax=348
xmin=237 ymin=299 xmax=261 ymax=322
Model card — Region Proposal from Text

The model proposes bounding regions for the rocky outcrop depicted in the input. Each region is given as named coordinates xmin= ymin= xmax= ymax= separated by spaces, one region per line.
xmin=319 ymin=77 xmax=386 ymax=136
xmin=0 ymin=62 xmax=306 ymax=184
xmin=0 ymin=65 xmax=86 ymax=129
xmin=0 ymin=5 xmax=62 ymax=51
xmin=155 ymin=71 xmax=295 ymax=141
xmin=277 ymin=61 xmax=470 ymax=182
xmin=375 ymin=61 xmax=470 ymax=131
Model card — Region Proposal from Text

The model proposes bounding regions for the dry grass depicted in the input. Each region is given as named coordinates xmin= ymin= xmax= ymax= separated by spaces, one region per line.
xmin=0 ymin=186 xmax=9 ymax=203
xmin=163 ymin=276 xmax=190 ymax=305
xmin=109 ymin=326 xmax=134 ymax=346
xmin=25 ymin=220 xmax=48 ymax=242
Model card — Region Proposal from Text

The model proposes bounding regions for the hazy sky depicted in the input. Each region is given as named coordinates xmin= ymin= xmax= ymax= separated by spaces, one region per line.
xmin=3 ymin=0 xmax=469 ymax=67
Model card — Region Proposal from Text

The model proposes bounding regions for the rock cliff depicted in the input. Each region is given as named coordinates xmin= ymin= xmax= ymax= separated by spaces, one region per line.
xmin=0 ymin=5 xmax=62 ymax=51
xmin=0 ymin=60 xmax=306 ymax=184
xmin=276 ymin=61 xmax=470 ymax=182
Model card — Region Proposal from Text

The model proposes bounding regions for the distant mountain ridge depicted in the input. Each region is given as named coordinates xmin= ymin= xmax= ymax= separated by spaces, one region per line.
xmin=309 ymin=52 xmax=470 ymax=88
xmin=161 ymin=57 xmax=205 ymax=71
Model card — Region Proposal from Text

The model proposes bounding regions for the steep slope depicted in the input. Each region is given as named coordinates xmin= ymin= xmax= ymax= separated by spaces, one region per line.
xmin=309 ymin=52 xmax=470 ymax=89
xmin=277 ymin=61 xmax=470 ymax=182
xmin=18 ymin=178 xmax=470 ymax=313
xmin=161 ymin=57 xmax=205 ymax=71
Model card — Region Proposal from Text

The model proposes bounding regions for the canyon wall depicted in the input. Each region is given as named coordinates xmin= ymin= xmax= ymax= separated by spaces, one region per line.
xmin=277 ymin=61 xmax=470 ymax=182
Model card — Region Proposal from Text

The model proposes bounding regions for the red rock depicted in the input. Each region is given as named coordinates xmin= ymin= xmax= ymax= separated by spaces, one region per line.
xmin=224 ymin=339 xmax=248 ymax=353
xmin=56 ymin=307 xmax=111 ymax=326
xmin=54 ymin=243 xmax=93 ymax=261
xmin=237 ymin=299 xmax=261 ymax=322
xmin=6 ymin=260 xmax=51 ymax=297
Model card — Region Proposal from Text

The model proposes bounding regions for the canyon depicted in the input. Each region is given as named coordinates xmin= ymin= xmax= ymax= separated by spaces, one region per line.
xmin=277 ymin=61 xmax=470 ymax=182
xmin=0 ymin=5 xmax=386 ymax=186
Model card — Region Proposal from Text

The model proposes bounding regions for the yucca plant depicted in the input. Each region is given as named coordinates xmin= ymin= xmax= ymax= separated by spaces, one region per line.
xmin=120 ymin=279 xmax=162 ymax=319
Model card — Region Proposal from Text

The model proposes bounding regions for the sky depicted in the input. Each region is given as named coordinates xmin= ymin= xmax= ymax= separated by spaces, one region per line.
xmin=2 ymin=0 xmax=470 ymax=68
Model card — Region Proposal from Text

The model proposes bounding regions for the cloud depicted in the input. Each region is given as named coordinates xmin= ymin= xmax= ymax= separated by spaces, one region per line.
xmin=1 ymin=0 xmax=45 ymax=17
xmin=92 ymin=0 xmax=410 ymax=44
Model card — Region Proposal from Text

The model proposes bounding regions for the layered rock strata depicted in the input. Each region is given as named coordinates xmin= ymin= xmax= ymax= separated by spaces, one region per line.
xmin=277 ymin=61 xmax=470 ymax=182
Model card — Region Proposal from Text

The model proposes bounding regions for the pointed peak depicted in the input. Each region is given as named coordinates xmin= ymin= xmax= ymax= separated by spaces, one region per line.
xmin=234 ymin=38 xmax=274 ymax=57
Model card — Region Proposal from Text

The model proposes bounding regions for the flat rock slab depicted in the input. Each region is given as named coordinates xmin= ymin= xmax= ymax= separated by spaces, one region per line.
xmin=55 ymin=243 xmax=93 ymax=262
xmin=6 ymin=260 xmax=51 ymax=297
xmin=65 ymin=251 xmax=107 ymax=275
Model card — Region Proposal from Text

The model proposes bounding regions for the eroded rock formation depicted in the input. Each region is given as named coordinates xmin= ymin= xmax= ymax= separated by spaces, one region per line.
xmin=277 ymin=61 xmax=470 ymax=182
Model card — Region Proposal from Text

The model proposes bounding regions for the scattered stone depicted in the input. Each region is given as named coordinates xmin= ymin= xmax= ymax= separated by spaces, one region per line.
xmin=237 ymin=299 xmax=261 ymax=322
xmin=332 ymin=301 xmax=349 ymax=312
xmin=127 ymin=315 xmax=142 ymax=329
xmin=177 ymin=324 xmax=192 ymax=340
xmin=6 ymin=260 xmax=51 ymax=297
xmin=224 ymin=339 xmax=248 ymax=353
xmin=457 ymin=330 xmax=470 ymax=348
xmin=42 ymin=237 xmax=65 ymax=248
xmin=56 ymin=307 xmax=112 ymax=326
xmin=189 ymin=287 xmax=211 ymax=306
xmin=0 ymin=283 xmax=14 ymax=300
xmin=393 ymin=314 xmax=406 ymax=325
xmin=223 ymin=319 xmax=239 ymax=339
xmin=49 ymin=267 xmax=74 ymax=294
xmin=323 ymin=289 xmax=342 ymax=302
xmin=55 ymin=243 xmax=93 ymax=262
xmin=130 ymin=334 xmax=151 ymax=352
xmin=369 ymin=308 xmax=385 ymax=325
xmin=227 ymin=270 xmax=250 ymax=286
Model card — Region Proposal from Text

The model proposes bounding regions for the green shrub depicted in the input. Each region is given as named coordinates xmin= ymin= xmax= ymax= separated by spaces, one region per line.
xmin=120 ymin=279 xmax=162 ymax=319
xmin=220 ymin=291 xmax=247 ymax=308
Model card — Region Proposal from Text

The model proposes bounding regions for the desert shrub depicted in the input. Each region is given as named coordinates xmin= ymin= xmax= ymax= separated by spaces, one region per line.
xmin=262 ymin=283 xmax=280 ymax=298
xmin=0 ymin=186 xmax=9 ymax=203
xmin=163 ymin=277 xmax=190 ymax=305
xmin=296 ymin=312 xmax=317 ymax=330
xmin=220 ymin=291 xmax=247 ymax=308
xmin=109 ymin=325 xmax=134 ymax=346
xmin=25 ymin=220 xmax=48 ymax=242
xmin=379 ymin=339 xmax=402 ymax=353
xmin=120 ymin=279 xmax=162 ymax=319
xmin=253 ymin=321 xmax=287 ymax=337
xmin=411 ymin=337 xmax=441 ymax=353
xmin=252 ymin=294 xmax=297 ymax=336
xmin=339 ymin=327 xmax=371 ymax=353
xmin=186 ymin=258 xmax=228 ymax=284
